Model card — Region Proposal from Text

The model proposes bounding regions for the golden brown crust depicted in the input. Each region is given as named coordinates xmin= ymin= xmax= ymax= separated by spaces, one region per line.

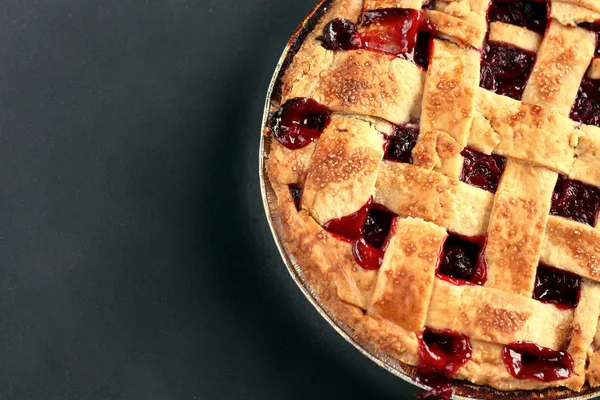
xmin=363 ymin=0 xmax=423 ymax=9
xmin=374 ymin=161 xmax=494 ymax=237
xmin=551 ymin=1 xmax=600 ymax=25
xmin=571 ymin=124 xmax=600 ymax=187
xmin=415 ymin=39 xmax=479 ymax=178
xmin=488 ymin=21 xmax=543 ymax=53
xmin=589 ymin=59 xmax=600 ymax=80
xmin=540 ymin=216 xmax=600 ymax=282
xmin=552 ymin=0 xmax=600 ymax=14
xmin=565 ymin=280 xmax=600 ymax=390
xmin=267 ymin=140 xmax=316 ymax=185
xmin=423 ymin=9 xmax=487 ymax=49
xmin=288 ymin=50 xmax=425 ymax=125
xmin=426 ymin=280 xmax=573 ymax=350
xmin=483 ymin=161 xmax=556 ymax=296
xmin=302 ymin=115 xmax=385 ymax=223
xmin=588 ymin=351 xmax=600 ymax=387
xmin=522 ymin=20 xmax=596 ymax=115
xmin=368 ymin=218 xmax=446 ymax=332
xmin=280 ymin=0 xmax=364 ymax=102
xmin=425 ymin=0 xmax=490 ymax=49
xmin=474 ymin=89 xmax=578 ymax=174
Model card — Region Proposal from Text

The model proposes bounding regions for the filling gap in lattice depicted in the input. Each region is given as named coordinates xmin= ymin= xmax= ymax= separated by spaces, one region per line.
xmin=502 ymin=341 xmax=574 ymax=381
xmin=288 ymin=184 xmax=303 ymax=211
xmin=270 ymin=98 xmax=331 ymax=150
xmin=323 ymin=199 xmax=397 ymax=270
xmin=570 ymin=77 xmax=600 ymax=128
xmin=459 ymin=148 xmax=506 ymax=193
xmin=533 ymin=263 xmax=582 ymax=309
xmin=416 ymin=327 xmax=472 ymax=398
xmin=479 ymin=42 xmax=536 ymax=101
xmin=436 ymin=233 xmax=487 ymax=285
xmin=384 ymin=121 xmax=420 ymax=164
xmin=550 ymin=175 xmax=600 ymax=226
xmin=488 ymin=0 xmax=549 ymax=34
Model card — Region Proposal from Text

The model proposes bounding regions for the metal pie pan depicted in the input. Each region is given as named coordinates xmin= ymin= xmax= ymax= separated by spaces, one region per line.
xmin=258 ymin=1 xmax=600 ymax=399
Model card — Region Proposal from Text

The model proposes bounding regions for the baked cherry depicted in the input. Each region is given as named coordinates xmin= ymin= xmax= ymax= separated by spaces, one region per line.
xmin=318 ymin=9 xmax=422 ymax=57
xmin=416 ymin=328 xmax=473 ymax=399
xmin=437 ymin=234 xmax=487 ymax=285
xmin=550 ymin=175 xmax=600 ymax=226
xmin=270 ymin=98 xmax=331 ymax=150
xmin=288 ymin=184 xmax=303 ymax=211
xmin=363 ymin=206 xmax=396 ymax=249
xmin=324 ymin=200 xmax=397 ymax=270
xmin=480 ymin=43 xmax=536 ymax=100
xmin=414 ymin=32 xmax=432 ymax=70
xmin=352 ymin=237 xmax=385 ymax=270
xmin=319 ymin=19 xmax=358 ymax=51
xmin=357 ymin=8 xmax=422 ymax=55
xmin=323 ymin=197 xmax=373 ymax=241
xmin=502 ymin=341 xmax=573 ymax=382
xmin=570 ymin=78 xmax=600 ymax=127
xmin=579 ymin=21 xmax=600 ymax=34
xmin=534 ymin=264 xmax=581 ymax=309
xmin=460 ymin=148 xmax=506 ymax=193
xmin=488 ymin=0 xmax=549 ymax=34
xmin=384 ymin=123 xmax=420 ymax=163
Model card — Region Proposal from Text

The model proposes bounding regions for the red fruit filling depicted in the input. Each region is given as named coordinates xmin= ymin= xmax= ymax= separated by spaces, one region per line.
xmin=534 ymin=264 xmax=581 ymax=309
xmin=460 ymin=148 xmax=506 ymax=193
xmin=480 ymin=43 xmax=536 ymax=100
xmin=384 ymin=122 xmax=420 ymax=163
xmin=488 ymin=0 xmax=549 ymax=34
xmin=416 ymin=328 xmax=473 ymax=400
xmin=550 ymin=175 xmax=600 ymax=226
xmin=570 ymin=77 xmax=600 ymax=127
xmin=318 ymin=9 xmax=422 ymax=57
xmin=437 ymin=234 xmax=487 ymax=286
xmin=270 ymin=98 xmax=331 ymax=150
xmin=502 ymin=341 xmax=573 ymax=381
xmin=323 ymin=200 xmax=397 ymax=270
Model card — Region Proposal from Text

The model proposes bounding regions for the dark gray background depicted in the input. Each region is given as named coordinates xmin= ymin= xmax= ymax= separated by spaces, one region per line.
xmin=0 ymin=0 xmax=420 ymax=399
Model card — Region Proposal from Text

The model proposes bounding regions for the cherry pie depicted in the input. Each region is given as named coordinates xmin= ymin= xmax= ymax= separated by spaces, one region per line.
xmin=264 ymin=0 xmax=600 ymax=397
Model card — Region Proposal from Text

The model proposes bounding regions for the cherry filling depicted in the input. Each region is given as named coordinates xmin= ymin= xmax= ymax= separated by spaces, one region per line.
xmin=323 ymin=198 xmax=373 ymax=241
xmin=437 ymin=234 xmax=487 ymax=285
xmin=319 ymin=18 xmax=357 ymax=51
xmin=358 ymin=8 xmax=423 ymax=55
xmin=319 ymin=9 xmax=422 ymax=57
xmin=269 ymin=98 xmax=331 ymax=150
xmin=502 ymin=341 xmax=574 ymax=382
xmin=323 ymin=200 xmax=397 ymax=270
xmin=480 ymin=43 xmax=536 ymax=100
xmin=288 ymin=184 xmax=303 ymax=211
xmin=488 ymin=0 xmax=549 ymax=34
xmin=570 ymin=77 xmax=600 ymax=127
xmin=550 ymin=175 xmax=600 ymax=226
xmin=579 ymin=21 xmax=600 ymax=33
xmin=460 ymin=148 xmax=506 ymax=193
xmin=384 ymin=122 xmax=420 ymax=163
xmin=414 ymin=32 xmax=433 ymax=70
xmin=416 ymin=328 xmax=473 ymax=400
xmin=363 ymin=206 xmax=396 ymax=248
xmin=534 ymin=264 xmax=582 ymax=309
